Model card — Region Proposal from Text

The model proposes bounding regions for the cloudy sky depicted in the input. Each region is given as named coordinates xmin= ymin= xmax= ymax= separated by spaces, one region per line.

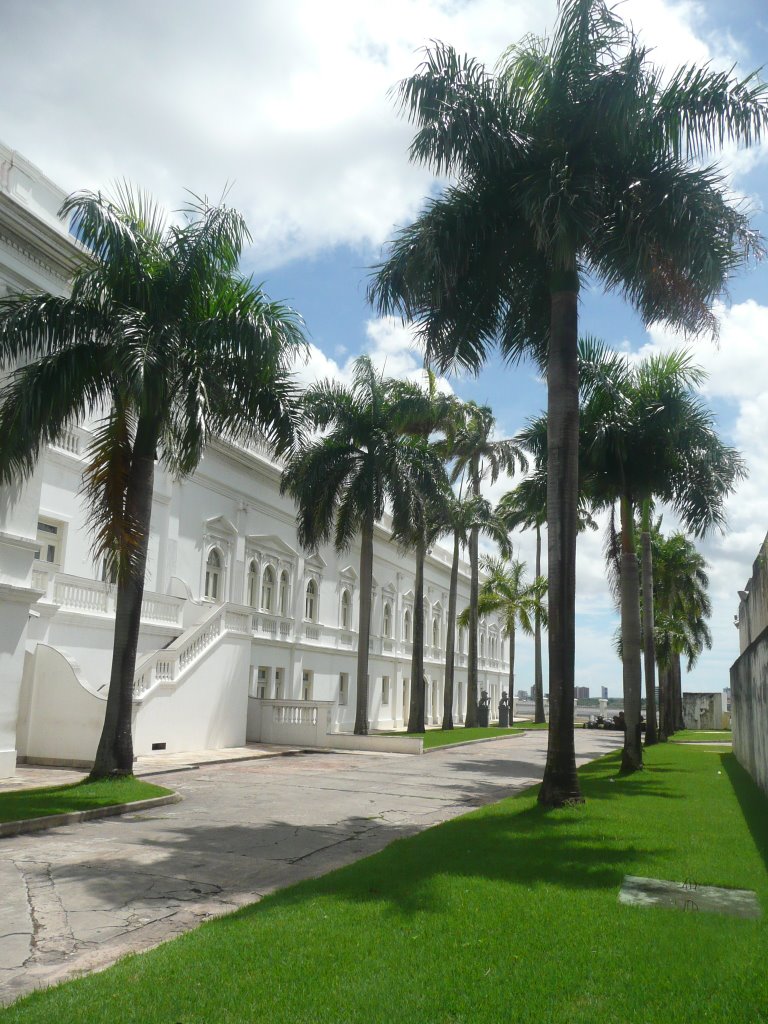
xmin=3 ymin=0 xmax=767 ymax=696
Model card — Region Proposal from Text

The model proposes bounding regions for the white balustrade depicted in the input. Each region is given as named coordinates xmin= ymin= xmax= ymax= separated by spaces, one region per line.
xmin=53 ymin=575 xmax=108 ymax=613
xmin=273 ymin=703 xmax=318 ymax=726
xmin=304 ymin=624 xmax=321 ymax=641
xmin=141 ymin=591 xmax=184 ymax=625
xmin=51 ymin=427 xmax=81 ymax=455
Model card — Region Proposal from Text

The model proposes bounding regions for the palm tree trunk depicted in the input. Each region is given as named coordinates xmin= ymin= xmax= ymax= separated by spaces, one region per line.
xmin=619 ymin=494 xmax=643 ymax=773
xmin=640 ymin=500 xmax=658 ymax=746
xmin=534 ymin=522 xmax=545 ymax=724
xmin=465 ymin=520 xmax=480 ymax=727
xmin=354 ymin=515 xmax=374 ymax=735
xmin=408 ymin=537 xmax=426 ymax=733
xmin=442 ymin=532 xmax=459 ymax=729
xmin=673 ymin=653 xmax=684 ymax=732
xmin=90 ymin=419 xmax=156 ymax=779
xmin=539 ymin=275 xmax=582 ymax=806
xmin=657 ymin=663 xmax=669 ymax=742
xmin=508 ymin=624 xmax=516 ymax=696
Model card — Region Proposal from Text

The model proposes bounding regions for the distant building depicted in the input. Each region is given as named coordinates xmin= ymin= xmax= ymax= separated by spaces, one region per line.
xmin=575 ymin=686 xmax=590 ymax=700
xmin=517 ymin=689 xmax=529 ymax=701
xmin=601 ymin=686 xmax=608 ymax=699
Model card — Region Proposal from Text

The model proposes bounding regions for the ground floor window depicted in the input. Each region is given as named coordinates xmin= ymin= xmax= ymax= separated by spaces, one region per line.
xmin=274 ymin=668 xmax=283 ymax=700
xmin=302 ymin=670 xmax=313 ymax=701
xmin=381 ymin=675 xmax=390 ymax=706
xmin=339 ymin=672 xmax=348 ymax=705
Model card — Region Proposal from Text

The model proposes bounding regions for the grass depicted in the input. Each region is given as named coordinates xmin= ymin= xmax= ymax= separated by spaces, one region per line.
xmin=6 ymin=744 xmax=768 ymax=1023
xmin=669 ymin=730 xmax=733 ymax=743
xmin=382 ymin=722 xmax=549 ymax=750
xmin=0 ymin=776 xmax=172 ymax=824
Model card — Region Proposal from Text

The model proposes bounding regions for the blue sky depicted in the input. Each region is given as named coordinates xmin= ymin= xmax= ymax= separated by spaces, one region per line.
xmin=3 ymin=0 xmax=767 ymax=695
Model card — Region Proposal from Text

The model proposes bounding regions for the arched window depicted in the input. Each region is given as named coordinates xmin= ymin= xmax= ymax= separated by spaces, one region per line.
xmin=261 ymin=566 xmax=275 ymax=611
xmin=383 ymin=602 xmax=392 ymax=638
xmin=279 ymin=571 xmax=289 ymax=616
xmin=305 ymin=578 xmax=317 ymax=621
xmin=432 ymin=616 xmax=440 ymax=648
xmin=341 ymin=589 xmax=351 ymax=629
xmin=403 ymin=608 xmax=411 ymax=642
xmin=247 ymin=560 xmax=258 ymax=607
xmin=480 ymin=633 xmax=486 ymax=658
xmin=205 ymin=548 xmax=223 ymax=601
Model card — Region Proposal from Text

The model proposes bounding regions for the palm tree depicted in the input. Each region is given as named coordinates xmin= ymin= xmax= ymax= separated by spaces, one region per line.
xmin=370 ymin=0 xmax=766 ymax=804
xmin=441 ymin=493 xmax=510 ymax=729
xmin=501 ymin=421 xmax=597 ymax=723
xmin=581 ymin=341 xmax=744 ymax=771
xmin=651 ymin=529 xmax=712 ymax=738
xmin=281 ymin=356 xmax=444 ymax=735
xmin=0 ymin=186 xmax=307 ymax=779
xmin=460 ymin=555 xmax=547 ymax=700
xmin=444 ymin=403 xmax=526 ymax=726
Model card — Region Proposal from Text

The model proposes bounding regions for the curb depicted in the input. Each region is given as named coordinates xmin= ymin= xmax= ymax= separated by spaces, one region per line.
xmin=0 ymin=793 xmax=182 ymax=839
xmin=423 ymin=730 xmax=532 ymax=754
xmin=136 ymin=748 xmax=305 ymax=777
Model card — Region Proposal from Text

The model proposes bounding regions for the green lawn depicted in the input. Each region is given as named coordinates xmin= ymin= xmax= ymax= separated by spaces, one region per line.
xmin=669 ymin=730 xmax=733 ymax=743
xmin=382 ymin=722 xmax=549 ymax=750
xmin=6 ymin=744 xmax=767 ymax=1023
xmin=0 ymin=776 xmax=172 ymax=824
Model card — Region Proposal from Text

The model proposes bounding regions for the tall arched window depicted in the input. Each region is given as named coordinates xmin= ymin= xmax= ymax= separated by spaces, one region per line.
xmin=247 ymin=560 xmax=258 ymax=607
xmin=432 ymin=616 xmax=440 ymax=648
xmin=305 ymin=579 xmax=317 ymax=621
xmin=205 ymin=548 xmax=223 ymax=601
xmin=279 ymin=571 xmax=289 ymax=616
xmin=261 ymin=566 xmax=275 ymax=611
xmin=341 ymin=589 xmax=351 ymax=629
xmin=383 ymin=602 xmax=392 ymax=638
xmin=403 ymin=608 xmax=411 ymax=641
xmin=480 ymin=633 xmax=486 ymax=658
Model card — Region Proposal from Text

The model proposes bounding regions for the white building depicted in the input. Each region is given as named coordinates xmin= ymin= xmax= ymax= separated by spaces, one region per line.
xmin=0 ymin=145 xmax=510 ymax=777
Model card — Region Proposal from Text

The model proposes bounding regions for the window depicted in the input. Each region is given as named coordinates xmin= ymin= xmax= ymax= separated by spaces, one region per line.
xmin=432 ymin=616 xmax=440 ymax=648
xmin=480 ymin=634 xmax=485 ymax=658
xmin=382 ymin=675 xmax=390 ymax=705
xmin=279 ymin=571 xmax=289 ymax=616
xmin=247 ymin=560 xmax=258 ymax=607
xmin=302 ymin=670 xmax=313 ymax=701
xmin=458 ymin=627 xmax=465 ymax=654
xmin=256 ymin=666 xmax=269 ymax=699
xmin=274 ymin=668 xmax=283 ymax=700
xmin=305 ymin=579 xmax=317 ymax=621
xmin=261 ymin=566 xmax=275 ymax=611
xmin=383 ymin=602 xmax=392 ymax=638
xmin=339 ymin=672 xmax=348 ymax=705
xmin=205 ymin=548 xmax=223 ymax=600
xmin=35 ymin=520 xmax=62 ymax=566
xmin=403 ymin=608 xmax=411 ymax=641
xmin=341 ymin=589 xmax=351 ymax=630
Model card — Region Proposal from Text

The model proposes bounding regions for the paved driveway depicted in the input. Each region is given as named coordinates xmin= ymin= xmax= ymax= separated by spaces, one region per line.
xmin=0 ymin=730 xmax=621 ymax=1004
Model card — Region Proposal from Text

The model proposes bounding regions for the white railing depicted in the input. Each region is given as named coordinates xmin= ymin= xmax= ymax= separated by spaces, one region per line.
xmin=254 ymin=614 xmax=293 ymax=640
xmin=304 ymin=624 xmax=321 ymax=641
xmin=339 ymin=631 xmax=354 ymax=647
xmin=141 ymin=591 xmax=184 ymax=626
xmin=274 ymin=703 xmax=318 ymax=726
xmin=31 ymin=566 xmax=50 ymax=596
xmin=53 ymin=574 xmax=108 ymax=613
xmin=50 ymin=427 xmax=82 ymax=456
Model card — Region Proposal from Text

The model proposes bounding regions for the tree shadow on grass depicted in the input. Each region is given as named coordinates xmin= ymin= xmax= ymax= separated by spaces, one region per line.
xmin=721 ymin=752 xmax=768 ymax=874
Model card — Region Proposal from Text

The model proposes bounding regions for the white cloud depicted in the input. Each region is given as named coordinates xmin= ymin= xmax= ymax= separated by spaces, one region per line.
xmin=2 ymin=0 xmax=759 ymax=270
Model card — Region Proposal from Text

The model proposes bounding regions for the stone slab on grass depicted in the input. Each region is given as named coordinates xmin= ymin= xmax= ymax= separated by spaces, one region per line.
xmin=619 ymin=874 xmax=761 ymax=919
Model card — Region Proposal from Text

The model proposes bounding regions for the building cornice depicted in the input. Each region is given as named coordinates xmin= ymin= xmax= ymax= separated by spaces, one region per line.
xmin=0 ymin=192 xmax=87 ymax=288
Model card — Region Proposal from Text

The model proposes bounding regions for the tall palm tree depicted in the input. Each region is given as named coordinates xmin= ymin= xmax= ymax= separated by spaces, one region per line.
xmin=502 ymin=421 xmax=597 ymax=723
xmin=460 ymin=555 xmax=547 ymax=700
xmin=0 ymin=186 xmax=307 ymax=779
xmin=281 ymin=356 xmax=444 ymax=735
xmin=444 ymin=403 xmax=526 ymax=726
xmin=581 ymin=341 xmax=744 ymax=771
xmin=441 ymin=493 xmax=510 ymax=729
xmin=651 ymin=529 xmax=712 ymax=738
xmin=370 ymin=0 xmax=766 ymax=804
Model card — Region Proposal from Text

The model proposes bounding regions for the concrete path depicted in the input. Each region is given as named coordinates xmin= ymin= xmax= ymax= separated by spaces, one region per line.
xmin=0 ymin=729 xmax=621 ymax=1005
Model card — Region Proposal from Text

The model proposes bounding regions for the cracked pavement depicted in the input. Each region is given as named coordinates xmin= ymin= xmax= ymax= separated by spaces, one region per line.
xmin=0 ymin=729 xmax=621 ymax=1005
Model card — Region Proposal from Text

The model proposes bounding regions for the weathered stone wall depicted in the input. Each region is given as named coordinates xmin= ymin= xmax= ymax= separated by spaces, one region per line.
xmin=682 ymin=692 xmax=724 ymax=731
xmin=731 ymin=531 xmax=768 ymax=798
